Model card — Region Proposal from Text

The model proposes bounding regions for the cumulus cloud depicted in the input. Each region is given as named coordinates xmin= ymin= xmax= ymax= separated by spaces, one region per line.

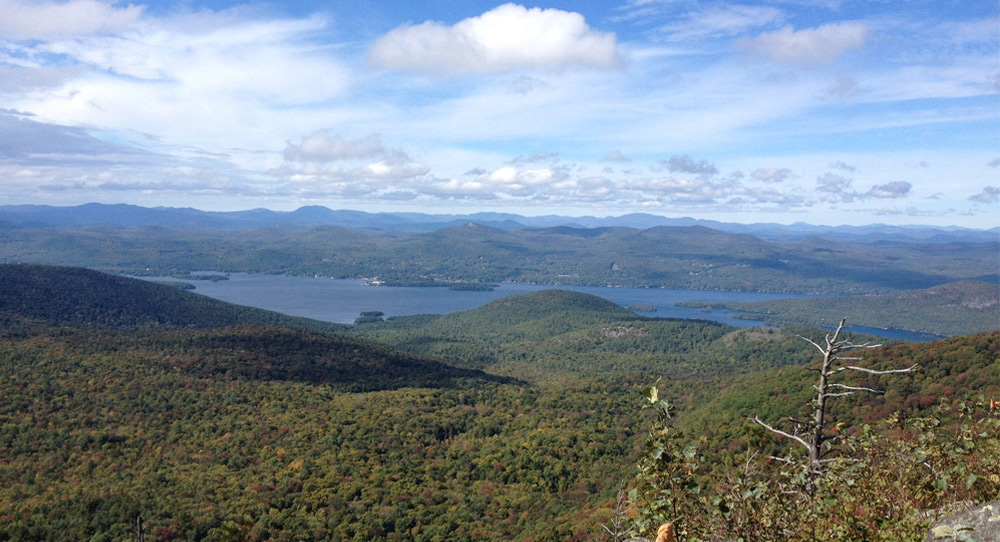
xmin=276 ymin=132 xmax=430 ymax=189
xmin=741 ymin=22 xmax=869 ymax=65
xmin=830 ymin=160 xmax=857 ymax=172
xmin=816 ymin=172 xmax=855 ymax=202
xmin=284 ymin=132 xmax=384 ymax=162
xmin=751 ymin=167 xmax=793 ymax=183
xmin=969 ymin=186 xmax=1000 ymax=203
xmin=0 ymin=0 xmax=143 ymax=39
xmin=653 ymin=155 xmax=719 ymax=175
xmin=506 ymin=151 xmax=559 ymax=166
xmin=628 ymin=175 xmax=739 ymax=204
xmin=368 ymin=3 xmax=620 ymax=75
xmin=355 ymin=150 xmax=430 ymax=180
xmin=866 ymin=181 xmax=912 ymax=199
xmin=816 ymin=174 xmax=915 ymax=203
xmin=602 ymin=150 xmax=631 ymax=163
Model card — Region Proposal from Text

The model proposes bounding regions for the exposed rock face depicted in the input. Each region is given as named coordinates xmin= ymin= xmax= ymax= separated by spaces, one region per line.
xmin=926 ymin=501 xmax=1000 ymax=542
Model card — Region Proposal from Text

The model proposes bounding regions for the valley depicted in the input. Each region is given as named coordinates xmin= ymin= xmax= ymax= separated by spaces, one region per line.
xmin=1 ymin=264 xmax=997 ymax=540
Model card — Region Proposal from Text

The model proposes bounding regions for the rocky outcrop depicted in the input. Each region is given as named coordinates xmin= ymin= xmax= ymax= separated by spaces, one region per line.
xmin=926 ymin=501 xmax=1000 ymax=542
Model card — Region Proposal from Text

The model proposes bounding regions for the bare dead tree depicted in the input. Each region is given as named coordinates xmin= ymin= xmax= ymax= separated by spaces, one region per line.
xmin=593 ymin=484 xmax=632 ymax=542
xmin=753 ymin=318 xmax=917 ymax=484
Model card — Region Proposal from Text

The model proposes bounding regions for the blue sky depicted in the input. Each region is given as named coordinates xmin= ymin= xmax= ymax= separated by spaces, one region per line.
xmin=0 ymin=0 xmax=997 ymax=227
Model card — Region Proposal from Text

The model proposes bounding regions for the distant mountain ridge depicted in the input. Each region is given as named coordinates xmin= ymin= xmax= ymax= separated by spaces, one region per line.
xmin=1 ymin=202 xmax=996 ymax=243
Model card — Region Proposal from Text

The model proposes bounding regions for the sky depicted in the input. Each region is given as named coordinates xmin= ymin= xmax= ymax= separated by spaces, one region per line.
xmin=0 ymin=0 xmax=998 ymax=227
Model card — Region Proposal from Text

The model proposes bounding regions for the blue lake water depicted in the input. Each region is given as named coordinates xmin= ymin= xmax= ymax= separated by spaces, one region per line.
xmin=147 ymin=274 xmax=938 ymax=341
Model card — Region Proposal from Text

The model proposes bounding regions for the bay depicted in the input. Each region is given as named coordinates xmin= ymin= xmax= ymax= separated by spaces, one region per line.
xmin=147 ymin=274 xmax=936 ymax=340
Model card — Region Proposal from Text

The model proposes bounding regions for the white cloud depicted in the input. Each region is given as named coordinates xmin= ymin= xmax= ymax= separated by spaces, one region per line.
xmin=741 ymin=22 xmax=868 ymax=65
xmin=603 ymin=150 xmax=631 ymax=163
xmin=0 ymin=0 xmax=143 ymax=39
xmin=816 ymin=172 xmax=855 ymax=201
xmin=7 ymin=11 xmax=352 ymax=169
xmin=829 ymin=160 xmax=857 ymax=172
xmin=969 ymin=186 xmax=1000 ymax=204
xmin=751 ymin=167 xmax=793 ymax=183
xmin=653 ymin=155 xmax=719 ymax=175
xmin=867 ymin=181 xmax=911 ymax=199
xmin=658 ymin=4 xmax=785 ymax=42
xmin=357 ymin=160 xmax=430 ymax=181
xmin=506 ymin=151 xmax=559 ymax=166
xmin=284 ymin=132 xmax=384 ymax=162
xmin=368 ymin=3 xmax=620 ymax=75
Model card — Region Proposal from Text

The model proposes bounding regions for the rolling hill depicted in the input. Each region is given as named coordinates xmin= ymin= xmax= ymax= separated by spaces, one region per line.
xmin=2 ymin=219 xmax=996 ymax=295
xmin=345 ymin=289 xmax=825 ymax=382
xmin=0 ymin=264 xmax=348 ymax=333
xmin=0 ymin=264 xmax=996 ymax=540
xmin=0 ymin=264 xmax=505 ymax=391
xmin=683 ymin=280 xmax=1000 ymax=336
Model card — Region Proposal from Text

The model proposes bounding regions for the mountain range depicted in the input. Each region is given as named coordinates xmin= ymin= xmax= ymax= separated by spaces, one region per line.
xmin=2 ymin=202 xmax=997 ymax=243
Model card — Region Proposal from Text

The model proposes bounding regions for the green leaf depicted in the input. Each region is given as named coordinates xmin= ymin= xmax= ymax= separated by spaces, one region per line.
xmin=643 ymin=386 xmax=659 ymax=403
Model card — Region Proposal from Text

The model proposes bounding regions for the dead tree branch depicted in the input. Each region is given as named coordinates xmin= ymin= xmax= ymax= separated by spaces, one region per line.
xmin=752 ymin=318 xmax=918 ymax=487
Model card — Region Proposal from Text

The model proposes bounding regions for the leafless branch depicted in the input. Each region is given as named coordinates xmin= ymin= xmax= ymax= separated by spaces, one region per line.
xmin=799 ymin=335 xmax=826 ymax=355
xmin=753 ymin=416 xmax=810 ymax=452
xmin=753 ymin=318 xmax=918 ymax=487
xmin=768 ymin=455 xmax=797 ymax=465
xmin=829 ymin=383 xmax=883 ymax=394
xmin=835 ymin=363 xmax=918 ymax=376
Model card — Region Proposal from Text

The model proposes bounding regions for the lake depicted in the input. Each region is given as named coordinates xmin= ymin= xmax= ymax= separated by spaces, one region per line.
xmin=148 ymin=274 xmax=937 ymax=341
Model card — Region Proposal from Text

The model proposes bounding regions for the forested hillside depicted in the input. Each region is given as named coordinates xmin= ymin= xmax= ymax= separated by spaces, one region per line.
xmin=345 ymin=290 xmax=820 ymax=381
xmin=1 ymin=223 xmax=995 ymax=294
xmin=0 ymin=266 xmax=996 ymax=541
xmin=0 ymin=264 xmax=346 ymax=334
xmin=682 ymin=280 xmax=1000 ymax=336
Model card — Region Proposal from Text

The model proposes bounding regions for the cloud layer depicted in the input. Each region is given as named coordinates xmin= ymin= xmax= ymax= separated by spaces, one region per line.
xmin=0 ymin=0 xmax=143 ymax=39
xmin=0 ymin=1 xmax=996 ymax=226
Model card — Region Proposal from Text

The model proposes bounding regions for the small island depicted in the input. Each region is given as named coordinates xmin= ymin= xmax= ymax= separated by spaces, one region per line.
xmin=448 ymin=283 xmax=497 ymax=292
xmin=628 ymin=304 xmax=657 ymax=312
xmin=168 ymin=272 xmax=229 ymax=282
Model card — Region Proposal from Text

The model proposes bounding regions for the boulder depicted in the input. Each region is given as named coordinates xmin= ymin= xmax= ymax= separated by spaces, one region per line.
xmin=926 ymin=501 xmax=1000 ymax=542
